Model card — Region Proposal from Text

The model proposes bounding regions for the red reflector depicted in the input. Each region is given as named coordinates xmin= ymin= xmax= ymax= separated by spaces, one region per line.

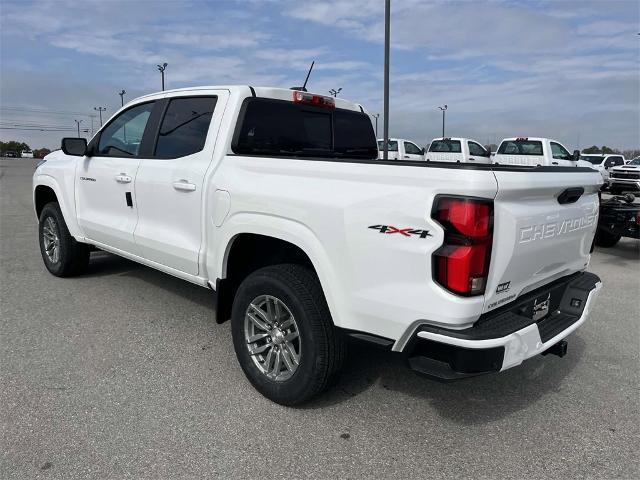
xmin=292 ymin=91 xmax=335 ymax=108
xmin=432 ymin=196 xmax=493 ymax=296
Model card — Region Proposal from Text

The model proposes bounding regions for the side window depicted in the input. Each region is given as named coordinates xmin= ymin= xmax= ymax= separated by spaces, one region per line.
xmin=550 ymin=142 xmax=571 ymax=160
xmin=404 ymin=142 xmax=422 ymax=155
xmin=468 ymin=141 xmax=486 ymax=156
xmin=613 ymin=156 xmax=624 ymax=166
xmin=155 ymin=96 xmax=217 ymax=159
xmin=97 ymin=102 xmax=155 ymax=157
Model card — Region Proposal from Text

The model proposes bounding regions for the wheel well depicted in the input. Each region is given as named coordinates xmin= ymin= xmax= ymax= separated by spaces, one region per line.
xmin=215 ymin=234 xmax=315 ymax=324
xmin=34 ymin=185 xmax=58 ymax=218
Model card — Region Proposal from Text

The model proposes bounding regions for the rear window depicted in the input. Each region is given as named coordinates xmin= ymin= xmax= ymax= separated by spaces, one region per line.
xmin=377 ymin=140 xmax=398 ymax=152
xmin=232 ymin=98 xmax=377 ymax=159
xmin=580 ymin=155 xmax=605 ymax=165
xmin=498 ymin=140 xmax=543 ymax=156
xmin=429 ymin=140 xmax=461 ymax=153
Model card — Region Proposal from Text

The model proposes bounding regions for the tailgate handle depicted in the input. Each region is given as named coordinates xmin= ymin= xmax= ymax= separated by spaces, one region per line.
xmin=558 ymin=187 xmax=584 ymax=204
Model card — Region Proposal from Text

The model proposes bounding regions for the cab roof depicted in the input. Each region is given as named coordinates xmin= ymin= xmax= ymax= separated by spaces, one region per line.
xmin=135 ymin=85 xmax=365 ymax=112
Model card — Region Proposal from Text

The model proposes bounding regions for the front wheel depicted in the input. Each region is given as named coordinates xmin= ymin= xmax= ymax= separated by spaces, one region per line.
xmin=231 ymin=264 xmax=345 ymax=405
xmin=38 ymin=202 xmax=90 ymax=276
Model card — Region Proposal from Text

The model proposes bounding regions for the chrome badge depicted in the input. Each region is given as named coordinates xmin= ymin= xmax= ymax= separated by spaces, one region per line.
xmin=533 ymin=293 xmax=551 ymax=321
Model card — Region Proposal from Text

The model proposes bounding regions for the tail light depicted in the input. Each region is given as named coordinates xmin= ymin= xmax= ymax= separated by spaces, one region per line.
xmin=292 ymin=91 xmax=335 ymax=108
xmin=431 ymin=196 xmax=494 ymax=296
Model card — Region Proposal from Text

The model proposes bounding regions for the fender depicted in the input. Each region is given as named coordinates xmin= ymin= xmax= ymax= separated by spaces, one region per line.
xmin=209 ymin=212 xmax=347 ymax=328
xmin=33 ymin=173 xmax=85 ymax=240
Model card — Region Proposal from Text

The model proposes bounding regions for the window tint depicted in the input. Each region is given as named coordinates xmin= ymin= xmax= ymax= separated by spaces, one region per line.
xmin=429 ymin=140 xmax=461 ymax=153
xmin=550 ymin=142 xmax=571 ymax=160
xmin=155 ymin=97 xmax=217 ymax=158
xmin=378 ymin=140 xmax=398 ymax=152
xmin=468 ymin=141 xmax=487 ymax=156
xmin=98 ymin=102 xmax=154 ymax=156
xmin=498 ymin=140 xmax=543 ymax=156
xmin=404 ymin=142 xmax=423 ymax=155
xmin=233 ymin=98 xmax=377 ymax=159
xmin=611 ymin=156 xmax=624 ymax=166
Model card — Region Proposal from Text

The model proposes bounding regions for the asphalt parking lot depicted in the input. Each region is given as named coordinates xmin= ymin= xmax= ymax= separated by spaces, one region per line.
xmin=1 ymin=158 xmax=638 ymax=479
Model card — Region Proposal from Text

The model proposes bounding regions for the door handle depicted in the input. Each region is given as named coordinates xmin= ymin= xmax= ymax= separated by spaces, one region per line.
xmin=469 ymin=157 xmax=476 ymax=161
xmin=115 ymin=174 xmax=132 ymax=183
xmin=172 ymin=180 xmax=196 ymax=192
xmin=404 ymin=155 xmax=410 ymax=159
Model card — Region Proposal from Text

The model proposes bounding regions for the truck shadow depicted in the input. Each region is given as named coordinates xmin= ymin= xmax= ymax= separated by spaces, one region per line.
xmin=81 ymin=251 xmax=587 ymax=424
xmin=594 ymin=240 xmax=640 ymax=263
xmin=305 ymin=336 xmax=586 ymax=425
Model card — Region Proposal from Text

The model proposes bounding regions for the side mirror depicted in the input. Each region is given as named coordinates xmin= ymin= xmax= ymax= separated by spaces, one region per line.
xmin=572 ymin=150 xmax=580 ymax=161
xmin=61 ymin=138 xmax=88 ymax=156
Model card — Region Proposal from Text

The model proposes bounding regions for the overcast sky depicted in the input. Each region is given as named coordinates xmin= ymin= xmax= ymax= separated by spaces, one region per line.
xmin=1 ymin=0 xmax=638 ymax=150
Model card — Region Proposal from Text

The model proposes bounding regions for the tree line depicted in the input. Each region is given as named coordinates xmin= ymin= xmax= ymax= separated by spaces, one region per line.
xmin=0 ymin=140 xmax=51 ymax=158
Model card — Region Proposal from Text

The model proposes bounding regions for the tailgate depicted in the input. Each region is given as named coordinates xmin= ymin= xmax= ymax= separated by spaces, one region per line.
xmin=484 ymin=169 xmax=601 ymax=313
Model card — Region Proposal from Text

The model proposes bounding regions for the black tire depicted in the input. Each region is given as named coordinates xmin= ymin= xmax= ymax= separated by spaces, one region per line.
xmin=231 ymin=264 xmax=345 ymax=405
xmin=594 ymin=228 xmax=621 ymax=248
xmin=38 ymin=202 xmax=90 ymax=277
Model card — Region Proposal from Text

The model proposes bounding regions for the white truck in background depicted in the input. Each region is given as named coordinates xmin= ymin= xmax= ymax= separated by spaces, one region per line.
xmin=578 ymin=153 xmax=626 ymax=188
xmin=425 ymin=137 xmax=492 ymax=164
xmin=34 ymin=86 xmax=602 ymax=405
xmin=377 ymin=138 xmax=425 ymax=160
xmin=493 ymin=137 xmax=580 ymax=167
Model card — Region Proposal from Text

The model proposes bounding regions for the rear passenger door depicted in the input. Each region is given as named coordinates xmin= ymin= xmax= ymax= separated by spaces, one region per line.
xmin=133 ymin=91 xmax=229 ymax=275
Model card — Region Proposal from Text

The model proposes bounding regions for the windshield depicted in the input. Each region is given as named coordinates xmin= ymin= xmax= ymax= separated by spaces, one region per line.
xmin=429 ymin=140 xmax=461 ymax=153
xmin=233 ymin=98 xmax=378 ymax=159
xmin=628 ymin=158 xmax=640 ymax=166
xmin=498 ymin=140 xmax=543 ymax=156
xmin=579 ymin=155 xmax=605 ymax=165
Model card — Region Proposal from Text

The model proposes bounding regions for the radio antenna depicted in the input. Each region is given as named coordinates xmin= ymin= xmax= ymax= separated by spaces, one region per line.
xmin=301 ymin=61 xmax=315 ymax=91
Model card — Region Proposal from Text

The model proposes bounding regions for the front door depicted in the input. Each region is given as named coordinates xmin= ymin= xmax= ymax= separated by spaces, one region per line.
xmin=75 ymin=101 xmax=156 ymax=253
xmin=403 ymin=141 xmax=424 ymax=160
xmin=134 ymin=91 xmax=228 ymax=275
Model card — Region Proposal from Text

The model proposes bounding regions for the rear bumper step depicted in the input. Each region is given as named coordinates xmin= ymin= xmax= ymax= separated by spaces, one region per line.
xmin=405 ymin=272 xmax=601 ymax=380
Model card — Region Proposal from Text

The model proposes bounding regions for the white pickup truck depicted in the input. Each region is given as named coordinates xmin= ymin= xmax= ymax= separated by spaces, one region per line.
xmin=377 ymin=138 xmax=425 ymax=160
xmin=494 ymin=137 xmax=580 ymax=167
xmin=34 ymin=86 xmax=602 ymax=405
xmin=425 ymin=137 xmax=492 ymax=164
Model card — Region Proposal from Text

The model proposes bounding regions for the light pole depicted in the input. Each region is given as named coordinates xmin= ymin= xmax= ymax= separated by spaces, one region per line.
xmin=383 ymin=0 xmax=390 ymax=160
xmin=438 ymin=104 xmax=447 ymax=137
xmin=329 ymin=88 xmax=342 ymax=97
xmin=94 ymin=107 xmax=106 ymax=126
xmin=157 ymin=63 xmax=168 ymax=91
xmin=118 ymin=89 xmax=126 ymax=107
xmin=74 ymin=119 xmax=82 ymax=137
xmin=370 ymin=113 xmax=380 ymax=138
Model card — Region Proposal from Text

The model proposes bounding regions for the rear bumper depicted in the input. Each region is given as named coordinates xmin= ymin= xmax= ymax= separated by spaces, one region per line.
xmin=404 ymin=272 xmax=602 ymax=380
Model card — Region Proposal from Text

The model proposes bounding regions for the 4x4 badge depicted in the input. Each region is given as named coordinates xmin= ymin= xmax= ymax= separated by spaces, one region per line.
xmin=368 ymin=225 xmax=432 ymax=238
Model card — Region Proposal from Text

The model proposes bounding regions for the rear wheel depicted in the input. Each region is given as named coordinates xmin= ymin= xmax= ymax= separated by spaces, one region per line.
xmin=231 ymin=264 xmax=345 ymax=405
xmin=594 ymin=228 xmax=621 ymax=248
xmin=38 ymin=202 xmax=90 ymax=276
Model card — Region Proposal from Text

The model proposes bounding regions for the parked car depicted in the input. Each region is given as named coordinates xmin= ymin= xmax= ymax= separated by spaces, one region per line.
xmin=595 ymin=193 xmax=639 ymax=247
xmin=609 ymin=157 xmax=640 ymax=194
xmin=21 ymin=150 xmax=34 ymax=158
xmin=578 ymin=154 xmax=626 ymax=187
xmin=425 ymin=137 xmax=492 ymax=164
xmin=377 ymin=138 xmax=425 ymax=160
xmin=33 ymin=86 xmax=602 ymax=405
xmin=3 ymin=151 xmax=19 ymax=158
xmin=493 ymin=137 xmax=579 ymax=167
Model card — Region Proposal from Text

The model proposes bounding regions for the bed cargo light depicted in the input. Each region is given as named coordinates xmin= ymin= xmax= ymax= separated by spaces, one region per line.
xmin=432 ymin=196 xmax=494 ymax=296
